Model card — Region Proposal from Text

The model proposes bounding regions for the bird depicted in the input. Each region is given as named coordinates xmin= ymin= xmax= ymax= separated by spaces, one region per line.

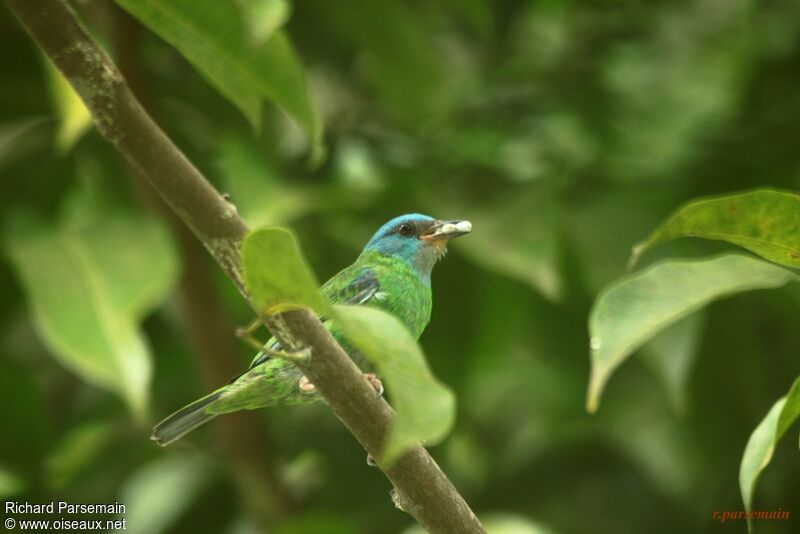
xmin=151 ymin=214 xmax=472 ymax=446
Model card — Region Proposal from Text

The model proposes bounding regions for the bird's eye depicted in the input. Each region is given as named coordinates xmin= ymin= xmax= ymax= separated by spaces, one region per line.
xmin=398 ymin=223 xmax=414 ymax=237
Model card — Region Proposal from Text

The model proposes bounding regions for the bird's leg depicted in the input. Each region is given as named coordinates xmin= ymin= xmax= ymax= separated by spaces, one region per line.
xmin=364 ymin=373 xmax=384 ymax=397
xmin=235 ymin=317 xmax=267 ymax=352
xmin=238 ymin=317 xmax=311 ymax=363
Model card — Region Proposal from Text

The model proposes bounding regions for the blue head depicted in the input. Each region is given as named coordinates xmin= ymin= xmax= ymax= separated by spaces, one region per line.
xmin=362 ymin=213 xmax=472 ymax=283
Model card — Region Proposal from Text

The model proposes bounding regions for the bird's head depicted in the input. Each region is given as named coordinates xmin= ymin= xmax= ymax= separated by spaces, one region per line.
xmin=362 ymin=213 xmax=472 ymax=282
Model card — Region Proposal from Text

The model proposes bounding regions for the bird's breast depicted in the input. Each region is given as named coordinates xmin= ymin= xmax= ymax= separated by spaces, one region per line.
xmin=371 ymin=270 xmax=432 ymax=339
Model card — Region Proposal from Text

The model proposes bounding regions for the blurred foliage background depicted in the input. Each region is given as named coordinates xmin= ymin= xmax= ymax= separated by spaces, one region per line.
xmin=1 ymin=0 xmax=799 ymax=533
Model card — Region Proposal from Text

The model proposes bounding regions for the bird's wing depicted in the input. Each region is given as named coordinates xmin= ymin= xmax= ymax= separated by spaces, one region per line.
xmin=323 ymin=267 xmax=381 ymax=306
xmin=248 ymin=267 xmax=380 ymax=370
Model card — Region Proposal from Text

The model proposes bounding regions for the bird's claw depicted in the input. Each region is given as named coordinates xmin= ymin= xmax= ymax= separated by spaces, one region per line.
xmin=298 ymin=374 xmax=317 ymax=393
xmin=364 ymin=373 xmax=384 ymax=397
xmin=366 ymin=453 xmax=378 ymax=467
xmin=390 ymin=488 xmax=406 ymax=512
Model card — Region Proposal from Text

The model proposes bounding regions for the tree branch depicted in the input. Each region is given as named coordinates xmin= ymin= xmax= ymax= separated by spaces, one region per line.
xmin=6 ymin=1 xmax=485 ymax=532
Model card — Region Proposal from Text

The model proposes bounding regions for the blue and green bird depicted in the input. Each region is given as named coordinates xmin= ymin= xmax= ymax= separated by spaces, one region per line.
xmin=152 ymin=214 xmax=472 ymax=446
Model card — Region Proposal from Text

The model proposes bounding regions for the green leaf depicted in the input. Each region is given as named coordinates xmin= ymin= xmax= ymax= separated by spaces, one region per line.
xmin=777 ymin=379 xmax=800 ymax=441
xmin=114 ymin=0 xmax=323 ymax=159
xmin=639 ymin=312 xmax=704 ymax=413
xmin=334 ymin=305 xmax=455 ymax=465
xmin=255 ymin=32 xmax=325 ymax=164
xmin=587 ymin=254 xmax=798 ymax=413
xmin=630 ymin=189 xmax=800 ymax=269
xmin=242 ymin=227 xmax=330 ymax=315
xmin=3 ymin=206 xmax=178 ymax=419
xmin=120 ymin=456 xmax=209 ymax=534
xmin=241 ymin=227 xmax=456 ymax=464
xmin=739 ymin=377 xmax=800 ymax=531
xmin=43 ymin=59 xmax=91 ymax=153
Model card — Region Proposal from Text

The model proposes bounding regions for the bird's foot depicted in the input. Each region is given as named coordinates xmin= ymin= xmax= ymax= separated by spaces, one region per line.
xmin=366 ymin=453 xmax=378 ymax=467
xmin=272 ymin=347 xmax=312 ymax=363
xmin=238 ymin=318 xmax=311 ymax=364
xmin=235 ymin=317 xmax=268 ymax=352
xmin=298 ymin=374 xmax=316 ymax=394
xmin=364 ymin=373 xmax=384 ymax=397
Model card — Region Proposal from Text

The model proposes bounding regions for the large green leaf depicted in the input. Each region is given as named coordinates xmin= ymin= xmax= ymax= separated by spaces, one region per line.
xmin=639 ymin=312 xmax=704 ymax=413
xmin=587 ymin=254 xmax=798 ymax=413
xmin=114 ymin=0 xmax=323 ymax=160
xmin=334 ymin=305 xmax=455 ymax=464
xmin=630 ymin=189 xmax=800 ymax=269
xmin=3 ymin=208 xmax=178 ymax=419
xmin=739 ymin=377 xmax=800 ymax=532
xmin=241 ymin=228 xmax=456 ymax=464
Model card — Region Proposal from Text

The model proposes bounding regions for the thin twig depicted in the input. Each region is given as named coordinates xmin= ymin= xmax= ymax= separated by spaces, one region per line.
xmin=6 ymin=1 xmax=485 ymax=532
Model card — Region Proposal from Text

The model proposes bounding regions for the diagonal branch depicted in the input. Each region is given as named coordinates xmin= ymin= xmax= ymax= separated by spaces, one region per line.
xmin=5 ymin=0 xmax=485 ymax=532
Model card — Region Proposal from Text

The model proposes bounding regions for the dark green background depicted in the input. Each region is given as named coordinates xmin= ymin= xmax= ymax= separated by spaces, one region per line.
xmin=1 ymin=1 xmax=798 ymax=533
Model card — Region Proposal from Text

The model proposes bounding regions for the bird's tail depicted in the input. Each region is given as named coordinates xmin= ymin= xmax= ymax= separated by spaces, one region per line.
xmin=151 ymin=390 xmax=224 ymax=447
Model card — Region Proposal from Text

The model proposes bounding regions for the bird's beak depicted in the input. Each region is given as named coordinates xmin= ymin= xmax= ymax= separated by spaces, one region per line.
xmin=421 ymin=220 xmax=472 ymax=241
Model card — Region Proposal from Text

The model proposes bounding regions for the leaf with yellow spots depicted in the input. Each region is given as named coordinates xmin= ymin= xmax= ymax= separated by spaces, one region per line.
xmin=629 ymin=189 xmax=800 ymax=270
